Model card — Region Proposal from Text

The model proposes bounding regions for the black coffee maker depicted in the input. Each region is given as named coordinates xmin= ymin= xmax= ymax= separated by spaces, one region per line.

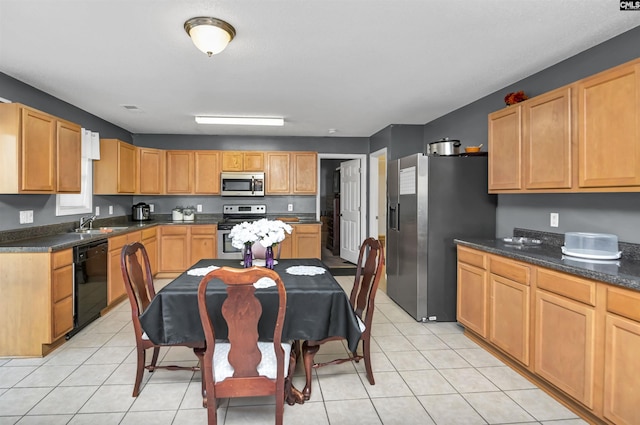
xmin=132 ymin=202 xmax=151 ymax=221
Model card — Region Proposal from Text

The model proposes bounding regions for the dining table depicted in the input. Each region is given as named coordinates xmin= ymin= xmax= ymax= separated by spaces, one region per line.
xmin=139 ymin=257 xmax=362 ymax=404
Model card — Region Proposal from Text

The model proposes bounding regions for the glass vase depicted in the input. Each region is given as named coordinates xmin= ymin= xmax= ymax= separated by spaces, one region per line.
xmin=265 ymin=246 xmax=274 ymax=269
xmin=243 ymin=243 xmax=253 ymax=268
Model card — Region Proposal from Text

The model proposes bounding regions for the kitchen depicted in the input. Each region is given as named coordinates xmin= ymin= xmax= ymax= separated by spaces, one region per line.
xmin=1 ymin=3 xmax=640 ymax=424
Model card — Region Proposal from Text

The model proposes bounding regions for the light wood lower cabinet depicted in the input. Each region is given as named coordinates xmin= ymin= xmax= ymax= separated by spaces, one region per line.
xmin=603 ymin=286 xmax=640 ymax=425
xmin=456 ymin=246 xmax=640 ymax=424
xmin=158 ymin=225 xmax=217 ymax=273
xmin=280 ymin=223 xmax=321 ymax=259
xmin=141 ymin=227 xmax=158 ymax=277
xmin=107 ymin=231 xmax=143 ymax=305
xmin=190 ymin=225 xmax=217 ymax=264
xmin=457 ymin=247 xmax=489 ymax=338
xmin=490 ymin=274 xmax=530 ymax=366
xmin=0 ymin=249 xmax=73 ymax=357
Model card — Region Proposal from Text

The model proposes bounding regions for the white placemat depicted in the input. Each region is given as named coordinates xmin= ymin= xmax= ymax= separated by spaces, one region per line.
xmin=187 ymin=265 xmax=220 ymax=276
xmin=286 ymin=265 xmax=327 ymax=276
xmin=254 ymin=277 xmax=277 ymax=288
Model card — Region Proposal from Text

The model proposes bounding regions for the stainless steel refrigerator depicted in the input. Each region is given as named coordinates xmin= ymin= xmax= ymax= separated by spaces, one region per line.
xmin=387 ymin=153 xmax=496 ymax=322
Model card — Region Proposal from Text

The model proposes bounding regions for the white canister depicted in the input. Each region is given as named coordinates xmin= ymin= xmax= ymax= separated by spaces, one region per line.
xmin=172 ymin=209 xmax=183 ymax=221
xmin=183 ymin=212 xmax=195 ymax=221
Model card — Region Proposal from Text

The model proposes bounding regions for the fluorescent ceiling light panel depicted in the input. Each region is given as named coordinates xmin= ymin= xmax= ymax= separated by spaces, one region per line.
xmin=195 ymin=116 xmax=284 ymax=126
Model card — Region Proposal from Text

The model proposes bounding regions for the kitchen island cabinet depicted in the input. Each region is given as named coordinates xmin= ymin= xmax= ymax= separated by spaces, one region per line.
xmin=0 ymin=103 xmax=81 ymax=194
xmin=0 ymin=249 xmax=74 ymax=357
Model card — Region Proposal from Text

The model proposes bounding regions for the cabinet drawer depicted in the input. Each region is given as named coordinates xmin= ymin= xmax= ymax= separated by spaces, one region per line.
xmin=458 ymin=247 xmax=486 ymax=269
xmin=141 ymin=227 xmax=157 ymax=240
xmin=108 ymin=233 xmax=129 ymax=251
xmin=537 ymin=268 xmax=595 ymax=306
xmin=52 ymin=296 xmax=73 ymax=340
xmin=126 ymin=230 xmax=142 ymax=244
xmin=52 ymin=264 xmax=73 ymax=303
xmin=52 ymin=249 xmax=72 ymax=269
xmin=190 ymin=225 xmax=216 ymax=235
xmin=490 ymin=256 xmax=530 ymax=285
xmin=161 ymin=226 xmax=188 ymax=236
xmin=606 ymin=285 xmax=640 ymax=322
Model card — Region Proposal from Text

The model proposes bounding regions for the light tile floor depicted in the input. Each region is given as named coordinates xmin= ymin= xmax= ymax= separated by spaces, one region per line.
xmin=0 ymin=276 xmax=587 ymax=425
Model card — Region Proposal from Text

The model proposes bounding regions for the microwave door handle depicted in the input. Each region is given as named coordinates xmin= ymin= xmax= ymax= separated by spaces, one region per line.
xmin=251 ymin=177 xmax=255 ymax=194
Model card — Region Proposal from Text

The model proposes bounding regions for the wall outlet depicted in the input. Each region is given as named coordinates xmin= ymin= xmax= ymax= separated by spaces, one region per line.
xmin=149 ymin=204 xmax=155 ymax=213
xmin=550 ymin=212 xmax=559 ymax=227
xmin=95 ymin=206 xmax=100 ymax=216
xmin=19 ymin=210 xmax=33 ymax=224
xmin=197 ymin=204 xmax=202 ymax=212
xmin=108 ymin=205 xmax=114 ymax=215
xmin=287 ymin=203 xmax=293 ymax=212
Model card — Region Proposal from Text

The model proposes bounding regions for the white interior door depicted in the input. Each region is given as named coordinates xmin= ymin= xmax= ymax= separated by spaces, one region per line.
xmin=340 ymin=158 xmax=361 ymax=263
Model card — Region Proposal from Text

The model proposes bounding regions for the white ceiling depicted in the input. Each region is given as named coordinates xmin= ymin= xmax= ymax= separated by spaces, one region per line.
xmin=0 ymin=0 xmax=638 ymax=138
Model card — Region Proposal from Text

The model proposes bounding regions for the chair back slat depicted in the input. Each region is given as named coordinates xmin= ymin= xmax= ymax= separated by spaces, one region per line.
xmin=350 ymin=238 xmax=385 ymax=325
xmin=121 ymin=243 xmax=155 ymax=316
xmin=222 ymin=284 xmax=263 ymax=377
xmin=197 ymin=266 xmax=287 ymax=392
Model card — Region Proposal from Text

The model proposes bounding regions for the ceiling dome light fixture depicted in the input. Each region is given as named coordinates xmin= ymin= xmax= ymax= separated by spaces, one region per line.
xmin=184 ymin=17 xmax=236 ymax=57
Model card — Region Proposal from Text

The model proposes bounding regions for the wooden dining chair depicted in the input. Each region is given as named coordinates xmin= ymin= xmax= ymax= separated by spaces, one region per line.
xmin=120 ymin=242 xmax=204 ymax=397
xmin=302 ymin=237 xmax=385 ymax=391
xmin=197 ymin=266 xmax=296 ymax=425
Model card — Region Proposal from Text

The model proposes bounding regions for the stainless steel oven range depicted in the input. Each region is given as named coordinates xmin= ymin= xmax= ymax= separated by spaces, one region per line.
xmin=217 ymin=204 xmax=267 ymax=259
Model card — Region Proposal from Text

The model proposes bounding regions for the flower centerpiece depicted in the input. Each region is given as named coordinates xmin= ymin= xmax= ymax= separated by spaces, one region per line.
xmin=229 ymin=221 xmax=259 ymax=267
xmin=229 ymin=219 xmax=292 ymax=268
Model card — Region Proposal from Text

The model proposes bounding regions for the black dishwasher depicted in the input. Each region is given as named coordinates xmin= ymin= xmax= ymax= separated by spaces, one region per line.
xmin=67 ymin=240 xmax=108 ymax=338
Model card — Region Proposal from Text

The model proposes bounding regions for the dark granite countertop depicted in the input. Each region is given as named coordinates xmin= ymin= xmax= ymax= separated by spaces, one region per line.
xmin=0 ymin=214 xmax=320 ymax=253
xmin=455 ymin=228 xmax=640 ymax=292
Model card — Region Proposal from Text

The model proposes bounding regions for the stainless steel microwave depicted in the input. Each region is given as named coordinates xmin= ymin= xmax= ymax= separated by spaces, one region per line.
xmin=220 ymin=172 xmax=265 ymax=197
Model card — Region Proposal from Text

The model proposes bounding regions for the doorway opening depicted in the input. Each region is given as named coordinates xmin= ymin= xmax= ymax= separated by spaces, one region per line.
xmin=317 ymin=153 xmax=367 ymax=275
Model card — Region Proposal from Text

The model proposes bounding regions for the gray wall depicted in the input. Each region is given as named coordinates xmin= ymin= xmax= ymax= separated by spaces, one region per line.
xmin=419 ymin=25 xmax=640 ymax=243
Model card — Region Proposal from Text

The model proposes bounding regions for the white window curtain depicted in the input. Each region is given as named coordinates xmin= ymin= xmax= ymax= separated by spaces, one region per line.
xmin=55 ymin=129 xmax=100 ymax=216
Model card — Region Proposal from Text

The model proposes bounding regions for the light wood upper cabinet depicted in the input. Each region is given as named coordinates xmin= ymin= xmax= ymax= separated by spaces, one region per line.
xmin=266 ymin=151 xmax=317 ymax=195
xmin=94 ymin=139 xmax=137 ymax=194
xmin=488 ymin=105 xmax=522 ymax=191
xmin=56 ymin=119 xmax=82 ymax=193
xmin=292 ymin=152 xmax=317 ymax=194
xmin=523 ymin=86 xmax=573 ymax=190
xmin=138 ymin=147 xmax=164 ymax=194
xmin=222 ymin=151 xmax=264 ymax=171
xmin=266 ymin=152 xmax=291 ymax=194
xmin=578 ymin=61 xmax=640 ymax=189
xmin=0 ymin=103 xmax=81 ymax=194
xmin=488 ymin=57 xmax=640 ymax=194
xmin=166 ymin=150 xmax=194 ymax=194
xmin=194 ymin=151 xmax=221 ymax=194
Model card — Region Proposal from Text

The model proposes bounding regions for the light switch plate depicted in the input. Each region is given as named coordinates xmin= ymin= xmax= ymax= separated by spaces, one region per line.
xmin=109 ymin=205 xmax=114 ymax=215
xmin=95 ymin=206 xmax=100 ymax=216
xmin=550 ymin=212 xmax=559 ymax=227
xmin=287 ymin=203 xmax=293 ymax=212
xmin=197 ymin=204 xmax=203 ymax=212
xmin=149 ymin=204 xmax=155 ymax=213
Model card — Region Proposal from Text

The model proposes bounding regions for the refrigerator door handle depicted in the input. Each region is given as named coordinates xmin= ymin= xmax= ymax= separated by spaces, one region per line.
xmin=396 ymin=203 xmax=400 ymax=231
xmin=389 ymin=204 xmax=399 ymax=231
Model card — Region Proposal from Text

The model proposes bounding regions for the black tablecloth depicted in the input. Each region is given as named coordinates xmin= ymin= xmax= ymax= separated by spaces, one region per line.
xmin=139 ymin=259 xmax=362 ymax=353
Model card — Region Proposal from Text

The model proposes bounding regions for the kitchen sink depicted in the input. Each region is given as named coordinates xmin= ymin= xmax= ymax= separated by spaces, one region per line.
xmin=72 ymin=226 xmax=129 ymax=234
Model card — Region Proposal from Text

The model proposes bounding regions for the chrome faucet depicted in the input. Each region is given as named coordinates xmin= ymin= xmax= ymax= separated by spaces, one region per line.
xmin=79 ymin=215 xmax=97 ymax=230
